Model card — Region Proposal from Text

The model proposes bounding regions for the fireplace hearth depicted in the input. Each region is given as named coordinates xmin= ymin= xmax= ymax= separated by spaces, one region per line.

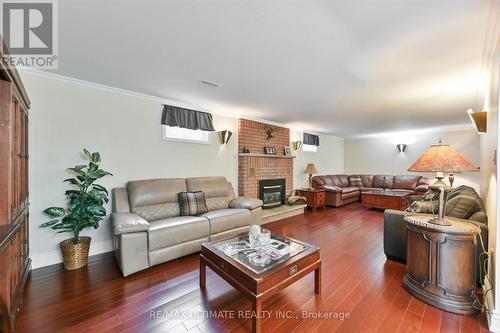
xmin=259 ymin=179 xmax=286 ymax=209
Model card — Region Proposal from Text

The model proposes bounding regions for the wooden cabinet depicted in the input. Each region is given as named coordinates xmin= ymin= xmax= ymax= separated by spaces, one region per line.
xmin=403 ymin=214 xmax=480 ymax=315
xmin=0 ymin=42 xmax=31 ymax=333
xmin=297 ymin=189 xmax=325 ymax=211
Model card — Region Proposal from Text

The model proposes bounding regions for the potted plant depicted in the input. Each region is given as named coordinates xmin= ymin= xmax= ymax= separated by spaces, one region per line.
xmin=40 ymin=149 xmax=112 ymax=270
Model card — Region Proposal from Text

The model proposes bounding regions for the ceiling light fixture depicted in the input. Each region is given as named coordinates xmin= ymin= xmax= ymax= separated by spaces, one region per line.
xmin=200 ymin=80 xmax=219 ymax=88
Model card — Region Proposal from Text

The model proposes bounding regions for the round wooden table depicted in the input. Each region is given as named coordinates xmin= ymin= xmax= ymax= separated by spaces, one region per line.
xmin=403 ymin=214 xmax=480 ymax=315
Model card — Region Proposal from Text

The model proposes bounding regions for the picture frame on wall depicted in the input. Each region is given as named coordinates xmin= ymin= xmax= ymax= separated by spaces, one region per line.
xmin=284 ymin=146 xmax=292 ymax=156
xmin=264 ymin=146 xmax=276 ymax=155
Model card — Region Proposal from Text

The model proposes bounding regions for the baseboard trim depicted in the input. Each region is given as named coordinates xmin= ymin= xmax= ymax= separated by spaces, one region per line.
xmin=484 ymin=277 xmax=500 ymax=332
xmin=30 ymin=239 xmax=113 ymax=269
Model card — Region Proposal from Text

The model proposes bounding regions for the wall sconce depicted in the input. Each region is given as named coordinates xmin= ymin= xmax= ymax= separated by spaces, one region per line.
xmin=397 ymin=144 xmax=407 ymax=152
xmin=292 ymin=141 xmax=302 ymax=150
xmin=467 ymin=109 xmax=487 ymax=134
xmin=219 ymin=130 xmax=232 ymax=144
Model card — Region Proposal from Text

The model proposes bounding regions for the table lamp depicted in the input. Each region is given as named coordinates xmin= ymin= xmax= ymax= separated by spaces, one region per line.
xmin=304 ymin=163 xmax=318 ymax=189
xmin=407 ymin=139 xmax=478 ymax=225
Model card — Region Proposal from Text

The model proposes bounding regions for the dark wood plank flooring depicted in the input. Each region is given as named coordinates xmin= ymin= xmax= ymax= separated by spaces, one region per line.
xmin=15 ymin=204 xmax=489 ymax=332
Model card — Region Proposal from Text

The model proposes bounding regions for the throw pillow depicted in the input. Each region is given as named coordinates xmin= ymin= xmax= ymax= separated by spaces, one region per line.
xmin=349 ymin=176 xmax=362 ymax=187
xmin=178 ymin=191 xmax=209 ymax=216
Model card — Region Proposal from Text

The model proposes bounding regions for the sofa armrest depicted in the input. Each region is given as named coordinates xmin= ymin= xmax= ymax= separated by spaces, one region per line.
xmin=469 ymin=211 xmax=487 ymax=224
xmin=111 ymin=213 xmax=150 ymax=235
xmin=229 ymin=197 xmax=263 ymax=210
xmin=414 ymin=184 xmax=429 ymax=194
xmin=383 ymin=209 xmax=408 ymax=262
xmin=319 ymin=185 xmax=343 ymax=193
xmin=417 ymin=177 xmax=430 ymax=186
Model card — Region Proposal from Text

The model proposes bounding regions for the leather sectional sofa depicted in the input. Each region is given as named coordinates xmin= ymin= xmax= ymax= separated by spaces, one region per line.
xmin=111 ymin=176 xmax=263 ymax=276
xmin=311 ymin=174 xmax=429 ymax=207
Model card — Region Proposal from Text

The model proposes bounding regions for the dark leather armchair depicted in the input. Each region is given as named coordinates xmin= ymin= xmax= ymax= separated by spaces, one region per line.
xmin=384 ymin=186 xmax=488 ymax=284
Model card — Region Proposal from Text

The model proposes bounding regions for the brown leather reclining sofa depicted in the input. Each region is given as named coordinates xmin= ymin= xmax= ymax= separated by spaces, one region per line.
xmin=311 ymin=174 xmax=430 ymax=207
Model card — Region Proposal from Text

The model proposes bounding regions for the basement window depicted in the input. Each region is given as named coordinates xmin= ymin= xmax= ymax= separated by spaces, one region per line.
xmin=302 ymin=144 xmax=318 ymax=153
xmin=162 ymin=125 xmax=211 ymax=144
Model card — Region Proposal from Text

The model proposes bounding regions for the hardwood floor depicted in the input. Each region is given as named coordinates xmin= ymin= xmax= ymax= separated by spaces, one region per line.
xmin=15 ymin=204 xmax=488 ymax=333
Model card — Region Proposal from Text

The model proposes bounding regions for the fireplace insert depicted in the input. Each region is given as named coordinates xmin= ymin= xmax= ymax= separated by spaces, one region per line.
xmin=258 ymin=178 xmax=286 ymax=209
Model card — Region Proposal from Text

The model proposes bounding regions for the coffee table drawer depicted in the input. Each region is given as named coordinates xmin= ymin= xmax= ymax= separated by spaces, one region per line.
xmin=257 ymin=251 xmax=320 ymax=293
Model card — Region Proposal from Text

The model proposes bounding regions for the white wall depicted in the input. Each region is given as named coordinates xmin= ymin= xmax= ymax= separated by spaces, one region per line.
xmin=22 ymin=71 xmax=345 ymax=268
xmin=23 ymin=72 xmax=241 ymax=268
xmin=291 ymin=131 xmax=344 ymax=188
xmin=344 ymin=129 xmax=481 ymax=191
xmin=480 ymin=43 xmax=500 ymax=330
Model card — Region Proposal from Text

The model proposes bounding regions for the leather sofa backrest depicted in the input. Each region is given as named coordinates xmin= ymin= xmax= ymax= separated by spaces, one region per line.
xmin=361 ymin=175 xmax=374 ymax=187
xmin=393 ymin=175 xmax=420 ymax=190
xmin=447 ymin=185 xmax=479 ymax=201
xmin=312 ymin=175 xmax=332 ymax=187
xmin=383 ymin=176 xmax=394 ymax=189
xmin=186 ymin=176 xmax=235 ymax=211
xmin=372 ymin=175 xmax=385 ymax=188
xmin=127 ymin=178 xmax=186 ymax=221
xmin=338 ymin=175 xmax=350 ymax=187
xmin=446 ymin=195 xmax=483 ymax=220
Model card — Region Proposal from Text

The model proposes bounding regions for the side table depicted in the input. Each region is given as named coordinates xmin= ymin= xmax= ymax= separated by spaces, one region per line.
xmin=403 ymin=214 xmax=480 ymax=315
xmin=297 ymin=188 xmax=325 ymax=211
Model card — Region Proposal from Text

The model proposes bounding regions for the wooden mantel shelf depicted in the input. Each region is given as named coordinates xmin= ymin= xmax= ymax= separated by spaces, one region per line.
xmin=238 ymin=153 xmax=296 ymax=159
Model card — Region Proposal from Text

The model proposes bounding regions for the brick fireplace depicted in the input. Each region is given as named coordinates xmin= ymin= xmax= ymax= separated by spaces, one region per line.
xmin=238 ymin=119 xmax=293 ymax=201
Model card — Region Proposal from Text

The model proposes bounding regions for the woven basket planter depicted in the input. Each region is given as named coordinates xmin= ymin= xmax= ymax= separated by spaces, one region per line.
xmin=60 ymin=236 xmax=91 ymax=270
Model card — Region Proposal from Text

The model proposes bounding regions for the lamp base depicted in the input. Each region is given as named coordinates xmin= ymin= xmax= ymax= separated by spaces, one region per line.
xmin=429 ymin=177 xmax=452 ymax=191
xmin=428 ymin=217 xmax=452 ymax=226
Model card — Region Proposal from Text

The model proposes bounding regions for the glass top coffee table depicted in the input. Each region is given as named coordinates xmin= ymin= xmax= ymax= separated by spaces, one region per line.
xmin=200 ymin=232 xmax=321 ymax=333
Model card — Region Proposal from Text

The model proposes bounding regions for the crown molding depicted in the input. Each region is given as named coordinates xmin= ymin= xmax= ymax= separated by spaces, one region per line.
xmin=19 ymin=68 xmax=202 ymax=110
xmin=18 ymin=69 xmax=304 ymax=131
xmin=19 ymin=69 xmax=466 ymax=140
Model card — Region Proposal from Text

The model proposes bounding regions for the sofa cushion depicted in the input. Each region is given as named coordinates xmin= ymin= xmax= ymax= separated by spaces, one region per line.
xmin=383 ymin=176 xmax=394 ymax=189
xmin=186 ymin=177 xmax=234 ymax=211
xmin=128 ymin=178 xmax=186 ymax=207
xmin=338 ymin=175 xmax=350 ymax=187
xmin=447 ymin=185 xmax=479 ymax=201
xmin=128 ymin=178 xmax=186 ymax=221
xmin=445 ymin=195 xmax=482 ymax=219
xmin=360 ymin=187 xmax=379 ymax=192
xmin=373 ymin=175 xmax=385 ymax=188
xmin=342 ymin=187 xmax=360 ymax=194
xmin=229 ymin=197 xmax=263 ymax=210
xmin=361 ymin=175 xmax=374 ymax=188
xmin=330 ymin=175 xmax=343 ymax=187
xmin=394 ymin=176 xmax=420 ymax=190
xmin=178 ymin=191 xmax=209 ymax=216
xmin=148 ymin=216 xmax=209 ymax=251
xmin=341 ymin=191 xmax=359 ymax=200
xmin=201 ymin=208 xmax=251 ymax=234
xmin=349 ymin=175 xmax=363 ymax=187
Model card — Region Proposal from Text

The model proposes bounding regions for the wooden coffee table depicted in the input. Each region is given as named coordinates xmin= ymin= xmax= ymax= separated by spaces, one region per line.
xmin=361 ymin=189 xmax=411 ymax=210
xmin=200 ymin=233 xmax=321 ymax=333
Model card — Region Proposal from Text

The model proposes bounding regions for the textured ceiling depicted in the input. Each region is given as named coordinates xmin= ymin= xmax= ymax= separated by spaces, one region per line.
xmin=45 ymin=0 xmax=498 ymax=136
